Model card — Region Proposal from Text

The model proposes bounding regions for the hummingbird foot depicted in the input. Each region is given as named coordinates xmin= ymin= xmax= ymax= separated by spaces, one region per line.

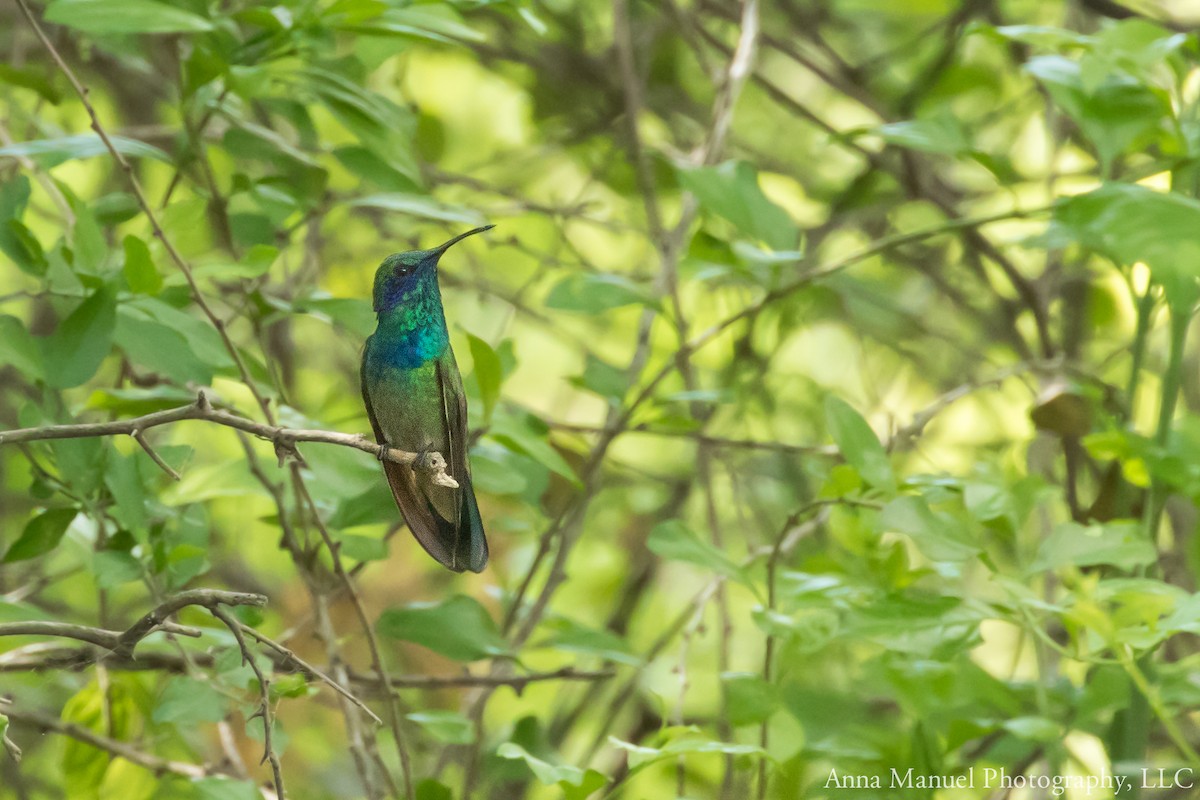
xmin=413 ymin=443 xmax=460 ymax=489
xmin=412 ymin=441 xmax=437 ymax=471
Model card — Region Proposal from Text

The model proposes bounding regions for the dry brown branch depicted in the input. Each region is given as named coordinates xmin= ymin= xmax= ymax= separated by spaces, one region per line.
xmin=0 ymin=391 xmax=458 ymax=488
xmin=211 ymin=606 xmax=286 ymax=799
xmin=349 ymin=666 xmax=615 ymax=695
xmin=5 ymin=707 xmax=209 ymax=780
xmin=110 ymin=589 xmax=267 ymax=658
xmin=235 ymin=620 xmax=383 ymax=726
xmin=0 ymin=590 xmax=264 ymax=660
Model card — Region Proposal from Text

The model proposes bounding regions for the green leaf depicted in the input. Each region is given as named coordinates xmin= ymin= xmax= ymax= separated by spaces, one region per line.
xmin=1002 ymin=716 xmax=1061 ymax=742
xmin=70 ymin=201 xmax=107 ymax=275
xmin=333 ymin=145 xmax=421 ymax=192
xmin=497 ymin=743 xmax=607 ymax=800
xmin=122 ymin=236 xmax=161 ymax=295
xmin=536 ymin=616 xmax=641 ymax=665
xmin=544 ymin=273 xmax=655 ymax=313
xmin=722 ymin=672 xmax=781 ymax=726
xmin=298 ymin=67 xmax=414 ymax=162
xmin=162 ymin=461 xmax=263 ymax=506
xmin=1025 ymin=55 xmax=1168 ymax=171
xmin=7 ymin=219 xmax=48 ymax=275
xmin=125 ymin=297 xmax=234 ymax=370
xmin=98 ymin=758 xmax=156 ymax=800
xmin=328 ymin=483 xmax=397 ymax=530
xmin=4 ymin=508 xmax=77 ymax=562
xmin=824 ymin=396 xmax=895 ymax=491
xmin=152 ymin=677 xmax=229 ymax=725
xmin=114 ymin=307 xmax=213 ymax=383
xmin=377 ymin=595 xmax=509 ymax=661
xmin=0 ymin=134 xmax=171 ymax=167
xmin=92 ymin=550 xmax=143 ymax=588
xmin=750 ymin=606 xmax=838 ymax=652
xmin=349 ymin=193 xmax=487 ymax=225
xmin=0 ymin=63 xmax=62 ymax=104
xmin=104 ymin=452 xmax=147 ymax=539
xmin=1053 ymin=182 xmax=1200 ymax=310
xmin=878 ymin=114 xmax=972 ymax=155
xmin=295 ymin=296 xmax=376 ymax=337
xmin=489 ymin=415 xmax=580 ymax=486
xmin=335 ymin=5 xmax=486 ymax=44
xmin=676 ymin=160 xmax=798 ymax=251
xmin=415 ymin=780 xmax=453 ymax=800
xmin=647 ymin=520 xmax=751 ymax=586
xmin=39 ymin=285 xmax=117 ymax=388
xmin=44 ymin=0 xmax=214 ymax=34
xmin=880 ymin=496 xmax=981 ymax=561
xmin=986 ymin=24 xmax=1091 ymax=50
xmin=468 ymin=445 xmax=531 ymax=496
xmin=1030 ymin=521 xmax=1156 ymax=572
xmin=338 ymin=533 xmax=389 ymax=562
xmin=0 ymin=314 xmax=45 ymax=380
xmin=569 ymin=354 xmax=626 ymax=403
xmin=407 ymin=711 xmax=474 ymax=744
xmin=467 ymin=333 xmax=502 ymax=422
xmin=114 ymin=307 xmax=214 ymax=385
xmin=0 ymin=176 xmax=39 ymax=274
xmin=192 ymin=777 xmax=262 ymax=800
xmin=608 ymin=731 xmax=765 ymax=771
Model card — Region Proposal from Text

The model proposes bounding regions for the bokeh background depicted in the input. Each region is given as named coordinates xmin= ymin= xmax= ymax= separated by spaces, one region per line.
xmin=2 ymin=0 xmax=1200 ymax=798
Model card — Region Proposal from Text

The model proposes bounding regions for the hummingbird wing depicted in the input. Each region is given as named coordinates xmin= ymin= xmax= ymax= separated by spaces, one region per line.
xmin=436 ymin=358 xmax=488 ymax=572
xmin=359 ymin=344 xmax=487 ymax=572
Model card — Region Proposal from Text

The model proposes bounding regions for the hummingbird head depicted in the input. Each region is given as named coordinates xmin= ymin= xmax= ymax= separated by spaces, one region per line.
xmin=372 ymin=225 xmax=493 ymax=313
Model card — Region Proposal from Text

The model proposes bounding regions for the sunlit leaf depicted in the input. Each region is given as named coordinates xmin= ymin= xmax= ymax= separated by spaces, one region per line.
xmin=46 ymin=0 xmax=214 ymax=33
xmin=647 ymin=520 xmax=752 ymax=586
xmin=407 ymin=711 xmax=474 ymax=744
xmin=677 ymin=160 xmax=798 ymax=251
xmin=377 ymin=595 xmax=509 ymax=661
xmin=824 ymin=396 xmax=895 ymax=491
xmin=350 ymin=193 xmax=487 ymax=225
xmin=467 ymin=333 xmax=502 ymax=422
xmin=497 ymin=743 xmax=607 ymax=800
xmin=544 ymin=273 xmax=655 ymax=314
xmin=0 ymin=134 xmax=171 ymax=166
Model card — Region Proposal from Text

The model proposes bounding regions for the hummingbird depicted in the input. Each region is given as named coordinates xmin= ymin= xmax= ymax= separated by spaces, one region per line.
xmin=360 ymin=225 xmax=492 ymax=573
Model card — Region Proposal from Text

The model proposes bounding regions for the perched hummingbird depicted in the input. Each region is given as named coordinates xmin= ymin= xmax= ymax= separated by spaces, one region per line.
xmin=360 ymin=226 xmax=492 ymax=573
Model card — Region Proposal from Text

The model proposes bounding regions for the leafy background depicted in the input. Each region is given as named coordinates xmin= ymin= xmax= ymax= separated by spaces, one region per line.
xmin=2 ymin=0 xmax=1200 ymax=798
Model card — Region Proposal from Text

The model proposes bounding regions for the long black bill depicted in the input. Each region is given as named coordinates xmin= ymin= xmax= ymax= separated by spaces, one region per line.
xmin=432 ymin=224 xmax=494 ymax=256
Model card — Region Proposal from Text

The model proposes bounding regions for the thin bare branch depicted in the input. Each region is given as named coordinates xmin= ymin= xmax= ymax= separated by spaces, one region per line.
xmin=211 ymin=606 xmax=286 ymax=799
xmin=0 ymin=391 xmax=458 ymax=489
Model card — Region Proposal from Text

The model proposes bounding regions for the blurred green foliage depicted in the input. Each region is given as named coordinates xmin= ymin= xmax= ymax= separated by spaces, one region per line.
xmin=2 ymin=0 xmax=1200 ymax=799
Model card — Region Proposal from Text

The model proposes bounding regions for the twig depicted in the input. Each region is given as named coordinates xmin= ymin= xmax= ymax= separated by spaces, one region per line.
xmin=348 ymin=666 xmax=615 ymax=694
xmin=0 ymin=391 xmax=458 ymax=489
xmin=0 ymin=591 xmax=262 ymax=657
xmin=131 ymin=429 xmax=181 ymax=480
xmin=4 ymin=707 xmax=210 ymax=779
xmin=110 ymin=589 xmax=267 ymax=659
xmin=1 ymin=697 xmax=20 ymax=764
xmin=211 ymin=607 xmax=287 ymax=799
xmin=236 ymin=621 xmax=383 ymax=726
xmin=549 ymin=422 xmax=838 ymax=456
xmin=0 ymin=643 xmax=610 ymax=695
